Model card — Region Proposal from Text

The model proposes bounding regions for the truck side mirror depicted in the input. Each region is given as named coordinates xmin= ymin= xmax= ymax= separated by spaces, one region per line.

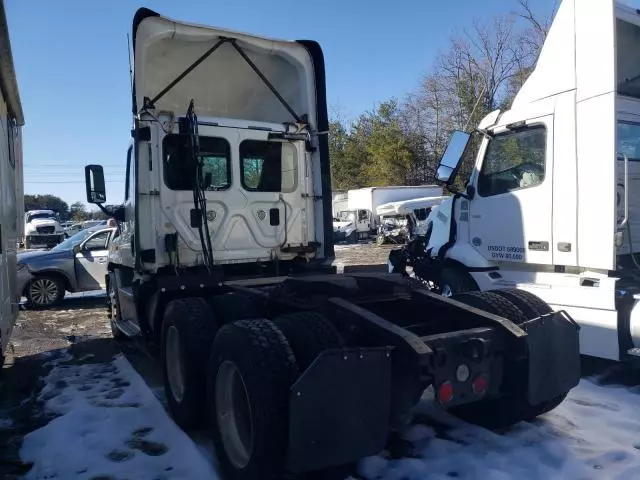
xmin=85 ymin=165 xmax=107 ymax=204
xmin=437 ymin=131 xmax=471 ymax=184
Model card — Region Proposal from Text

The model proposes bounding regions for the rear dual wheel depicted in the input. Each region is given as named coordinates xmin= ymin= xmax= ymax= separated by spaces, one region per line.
xmin=161 ymin=297 xmax=220 ymax=430
xmin=449 ymin=289 xmax=567 ymax=429
xmin=207 ymin=312 xmax=343 ymax=480
xmin=160 ymin=294 xmax=344 ymax=480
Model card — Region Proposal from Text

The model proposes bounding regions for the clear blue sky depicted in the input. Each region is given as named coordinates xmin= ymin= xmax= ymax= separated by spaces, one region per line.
xmin=6 ymin=0 xmax=563 ymax=207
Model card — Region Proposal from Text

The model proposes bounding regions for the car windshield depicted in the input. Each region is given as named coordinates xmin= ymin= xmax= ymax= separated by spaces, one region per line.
xmin=51 ymin=228 xmax=98 ymax=252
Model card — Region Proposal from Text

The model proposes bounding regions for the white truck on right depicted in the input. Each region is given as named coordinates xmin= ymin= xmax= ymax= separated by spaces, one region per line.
xmin=389 ymin=0 xmax=640 ymax=364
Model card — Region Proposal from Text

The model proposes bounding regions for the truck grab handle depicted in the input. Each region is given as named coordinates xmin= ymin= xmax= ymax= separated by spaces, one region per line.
xmin=619 ymin=154 xmax=629 ymax=229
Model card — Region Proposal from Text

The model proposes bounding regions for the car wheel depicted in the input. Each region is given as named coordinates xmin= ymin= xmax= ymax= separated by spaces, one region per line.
xmin=26 ymin=275 xmax=65 ymax=308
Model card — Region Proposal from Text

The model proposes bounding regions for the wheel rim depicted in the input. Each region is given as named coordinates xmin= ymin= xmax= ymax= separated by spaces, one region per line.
xmin=165 ymin=326 xmax=186 ymax=403
xmin=216 ymin=360 xmax=254 ymax=469
xmin=108 ymin=280 xmax=117 ymax=319
xmin=441 ymin=284 xmax=453 ymax=298
xmin=29 ymin=278 xmax=58 ymax=306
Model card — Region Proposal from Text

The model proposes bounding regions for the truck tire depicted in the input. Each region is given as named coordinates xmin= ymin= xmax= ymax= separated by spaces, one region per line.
xmin=207 ymin=319 xmax=299 ymax=480
xmin=107 ymin=272 xmax=127 ymax=341
xmin=273 ymin=311 xmax=344 ymax=370
xmin=450 ymin=291 xmax=567 ymax=428
xmin=161 ymin=297 xmax=219 ymax=430
xmin=209 ymin=292 xmax=260 ymax=324
xmin=440 ymin=268 xmax=479 ymax=297
xmin=453 ymin=291 xmax=529 ymax=324
xmin=26 ymin=274 xmax=65 ymax=308
xmin=491 ymin=289 xmax=552 ymax=319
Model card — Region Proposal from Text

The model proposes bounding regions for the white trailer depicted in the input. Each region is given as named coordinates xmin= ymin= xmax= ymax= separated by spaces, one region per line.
xmin=390 ymin=0 xmax=640 ymax=364
xmin=336 ymin=185 xmax=443 ymax=240
xmin=0 ymin=0 xmax=24 ymax=367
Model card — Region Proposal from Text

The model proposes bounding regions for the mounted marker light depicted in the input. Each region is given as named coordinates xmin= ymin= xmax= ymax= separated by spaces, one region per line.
xmin=437 ymin=381 xmax=454 ymax=404
xmin=472 ymin=374 xmax=488 ymax=396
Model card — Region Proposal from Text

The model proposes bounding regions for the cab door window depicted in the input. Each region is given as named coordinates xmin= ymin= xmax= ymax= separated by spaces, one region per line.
xmin=240 ymin=140 xmax=298 ymax=193
xmin=478 ymin=126 xmax=546 ymax=197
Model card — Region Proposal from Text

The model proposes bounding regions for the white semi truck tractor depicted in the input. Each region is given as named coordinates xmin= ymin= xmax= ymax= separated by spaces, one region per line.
xmin=389 ymin=0 xmax=640 ymax=364
xmin=84 ymin=7 xmax=581 ymax=480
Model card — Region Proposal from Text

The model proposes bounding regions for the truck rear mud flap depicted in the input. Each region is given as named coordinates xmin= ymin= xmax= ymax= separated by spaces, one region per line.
xmin=525 ymin=310 xmax=581 ymax=405
xmin=287 ymin=347 xmax=393 ymax=473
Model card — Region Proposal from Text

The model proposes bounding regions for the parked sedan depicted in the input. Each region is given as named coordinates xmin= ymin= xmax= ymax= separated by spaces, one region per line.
xmin=17 ymin=225 xmax=116 ymax=308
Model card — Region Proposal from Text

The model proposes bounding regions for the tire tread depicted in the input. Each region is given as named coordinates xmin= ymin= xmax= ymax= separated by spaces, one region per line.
xmin=273 ymin=311 xmax=344 ymax=370
xmin=162 ymin=297 xmax=218 ymax=430
xmin=208 ymin=318 xmax=298 ymax=480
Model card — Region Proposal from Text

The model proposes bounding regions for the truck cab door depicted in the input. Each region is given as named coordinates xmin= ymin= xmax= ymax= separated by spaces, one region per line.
xmin=468 ymin=116 xmax=554 ymax=266
xmin=75 ymin=229 xmax=112 ymax=291
xmin=236 ymin=131 xmax=307 ymax=250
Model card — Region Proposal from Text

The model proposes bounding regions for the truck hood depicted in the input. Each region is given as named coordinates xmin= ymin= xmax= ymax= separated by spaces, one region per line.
xmin=28 ymin=218 xmax=59 ymax=227
xmin=132 ymin=8 xmax=322 ymax=126
xmin=333 ymin=221 xmax=353 ymax=231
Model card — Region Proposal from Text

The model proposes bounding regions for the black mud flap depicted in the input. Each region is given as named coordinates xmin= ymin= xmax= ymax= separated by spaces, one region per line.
xmin=524 ymin=310 xmax=581 ymax=405
xmin=287 ymin=347 xmax=393 ymax=474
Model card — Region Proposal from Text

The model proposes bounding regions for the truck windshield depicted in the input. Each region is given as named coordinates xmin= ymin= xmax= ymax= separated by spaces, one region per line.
xmin=27 ymin=212 xmax=54 ymax=221
xmin=337 ymin=211 xmax=356 ymax=222
xmin=163 ymin=134 xmax=231 ymax=191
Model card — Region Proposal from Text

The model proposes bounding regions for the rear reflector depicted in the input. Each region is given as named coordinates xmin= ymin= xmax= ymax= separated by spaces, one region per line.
xmin=472 ymin=374 xmax=488 ymax=396
xmin=437 ymin=381 xmax=454 ymax=404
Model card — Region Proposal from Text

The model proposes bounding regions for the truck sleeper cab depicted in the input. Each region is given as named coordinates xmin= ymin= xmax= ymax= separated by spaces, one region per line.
xmin=84 ymin=7 xmax=582 ymax=480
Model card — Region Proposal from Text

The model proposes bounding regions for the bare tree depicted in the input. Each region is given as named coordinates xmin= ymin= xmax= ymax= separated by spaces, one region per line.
xmin=515 ymin=0 xmax=556 ymax=53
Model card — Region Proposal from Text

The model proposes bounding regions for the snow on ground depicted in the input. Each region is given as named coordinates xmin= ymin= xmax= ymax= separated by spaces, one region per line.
xmin=14 ymin=339 xmax=640 ymax=480
xmin=20 ymin=353 xmax=218 ymax=480
xmin=359 ymin=376 xmax=640 ymax=480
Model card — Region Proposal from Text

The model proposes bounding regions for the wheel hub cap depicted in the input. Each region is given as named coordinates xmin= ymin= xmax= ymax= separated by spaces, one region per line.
xmin=216 ymin=360 xmax=254 ymax=469
xmin=29 ymin=279 xmax=58 ymax=305
xmin=166 ymin=326 xmax=186 ymax=403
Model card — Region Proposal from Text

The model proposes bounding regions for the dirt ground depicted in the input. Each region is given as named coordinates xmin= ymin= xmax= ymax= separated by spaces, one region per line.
xmin=333 ymin=242 xmax=395 ymax=270
xmin=0 ymin=244 xmax=395 ymax=478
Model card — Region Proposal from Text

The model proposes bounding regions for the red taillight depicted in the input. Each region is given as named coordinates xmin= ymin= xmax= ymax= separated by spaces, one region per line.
xmin=472 ymin=374 xmax=488 ymax=396
xmin=437 ymin=381 xmax=454 ymax=404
